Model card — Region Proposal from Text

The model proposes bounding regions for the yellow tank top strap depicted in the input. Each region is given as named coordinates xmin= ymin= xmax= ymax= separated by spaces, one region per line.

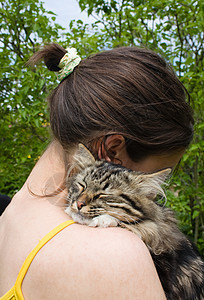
xmin=15 ymin=219 xmax=75 ymax=299
xmin=0 ymin=220 xmax=75 ymax=300
xmin=0 ymin=287 xmax=15 ymax=299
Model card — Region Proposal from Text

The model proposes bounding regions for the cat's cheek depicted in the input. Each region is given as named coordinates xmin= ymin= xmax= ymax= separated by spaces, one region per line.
xmin=89 ymin=214 xmax=120 ymax=228
xmin=65 ymin=202 xmax=80 ymax=218
xmin=65 ymin=206 xmax=91 ymax=225
xmin=64 ymin=206 xmax=72 ymax=217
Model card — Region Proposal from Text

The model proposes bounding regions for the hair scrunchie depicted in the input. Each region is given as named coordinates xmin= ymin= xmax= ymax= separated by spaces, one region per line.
xmin=58 ymin=47 xmax=81 ymax=81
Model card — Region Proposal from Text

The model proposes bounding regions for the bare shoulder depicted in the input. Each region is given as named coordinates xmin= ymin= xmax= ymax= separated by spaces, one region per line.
xmin=23 ymin=224 xmax=166 ymax=300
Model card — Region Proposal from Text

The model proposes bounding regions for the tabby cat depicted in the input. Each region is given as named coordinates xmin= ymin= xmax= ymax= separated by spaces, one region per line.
xmin=65 ymin=144 xmax=204 ymax=300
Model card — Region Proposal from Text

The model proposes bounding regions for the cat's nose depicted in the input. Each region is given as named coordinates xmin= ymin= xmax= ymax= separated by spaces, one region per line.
xmin=77 ymin=200 xmax=86 ymax=210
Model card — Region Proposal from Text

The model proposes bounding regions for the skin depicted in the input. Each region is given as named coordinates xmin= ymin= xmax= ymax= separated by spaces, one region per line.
xmin=119 ymin=149 xmax=184 ymax=173
xmin=97 ymin=134 xmax=184 ymax=173
xmin=0 ymin=139 xmax=184 ymax=299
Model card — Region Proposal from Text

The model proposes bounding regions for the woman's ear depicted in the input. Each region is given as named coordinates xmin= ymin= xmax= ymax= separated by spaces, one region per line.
xmin=99 ymin=135 xmax=126 ymax=162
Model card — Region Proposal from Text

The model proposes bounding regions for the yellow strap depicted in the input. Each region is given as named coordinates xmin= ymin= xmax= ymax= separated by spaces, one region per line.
xmin=0 ymin=287 xmax=15 ymax=300
xmin=14 ymin=220 xmax=75 ymax=299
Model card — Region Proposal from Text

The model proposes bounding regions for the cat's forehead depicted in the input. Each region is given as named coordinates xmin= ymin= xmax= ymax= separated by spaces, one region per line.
xmin=84 ymin=161 xmax=121 ymax=175
xmin=77 ymin=161 xmax=132 ymax=184
xmin=77 ymin=162 xmax=107 ymax=179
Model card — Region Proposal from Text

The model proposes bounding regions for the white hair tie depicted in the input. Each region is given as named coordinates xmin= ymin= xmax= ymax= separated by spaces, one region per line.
xmin=57 ymin=47 xmax=81 ymax=81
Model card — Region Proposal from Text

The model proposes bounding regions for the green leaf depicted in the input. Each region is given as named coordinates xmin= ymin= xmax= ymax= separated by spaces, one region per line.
xmin=192 ymin=210 xmax=200 ymax=219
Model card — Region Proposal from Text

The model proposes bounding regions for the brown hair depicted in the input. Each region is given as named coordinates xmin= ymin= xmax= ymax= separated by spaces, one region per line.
xmin=29 ymin=43 xmax=194 ymax=162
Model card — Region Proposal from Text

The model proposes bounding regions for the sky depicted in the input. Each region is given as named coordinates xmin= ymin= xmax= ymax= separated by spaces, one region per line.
xmin=42 ymin=0 xmax=95 ymax=30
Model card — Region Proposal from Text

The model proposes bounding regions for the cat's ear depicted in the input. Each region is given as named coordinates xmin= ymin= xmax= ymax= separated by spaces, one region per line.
xmin=132 ymin=168 xmax=172 ymax=200
xmin=145 ymin=168 xmax=172 ymax=182
xmin=73 ymin=144 xmax=95 ymax=169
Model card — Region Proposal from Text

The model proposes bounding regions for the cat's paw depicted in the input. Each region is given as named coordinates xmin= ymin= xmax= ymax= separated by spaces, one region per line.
xmin=89 ymin=214 xmax=119 ymax=228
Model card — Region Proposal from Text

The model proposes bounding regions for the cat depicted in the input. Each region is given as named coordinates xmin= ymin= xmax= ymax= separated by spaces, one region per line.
xmin=65 ymin=144 xmax=204 ymax=300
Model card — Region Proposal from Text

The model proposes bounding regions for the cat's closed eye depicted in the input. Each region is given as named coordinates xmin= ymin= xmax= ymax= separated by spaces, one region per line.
xmin=77 ymin=183 xmax=85 ymax=193
xmin=93 ymin=194 xmax=101 ymax=201
xmin=93 ymin=194 xmax=108 ymax=201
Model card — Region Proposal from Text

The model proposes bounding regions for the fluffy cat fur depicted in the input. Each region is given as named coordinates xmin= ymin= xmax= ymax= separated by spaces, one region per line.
xmin=65 ymin=144 xmax=204 ymax=300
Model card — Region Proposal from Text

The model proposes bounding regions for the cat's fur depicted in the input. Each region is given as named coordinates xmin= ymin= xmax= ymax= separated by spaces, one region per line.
xmin=65 ymin=145 xmax=204 ymax=300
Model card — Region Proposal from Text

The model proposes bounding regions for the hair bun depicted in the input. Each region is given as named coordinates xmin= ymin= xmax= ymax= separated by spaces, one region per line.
xmin=28 ymin=43 xmax=67 ymax=72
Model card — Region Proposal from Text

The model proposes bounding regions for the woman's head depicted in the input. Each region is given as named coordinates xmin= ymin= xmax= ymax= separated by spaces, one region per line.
xmin=29 ymin=43 xmax=194 ymax=167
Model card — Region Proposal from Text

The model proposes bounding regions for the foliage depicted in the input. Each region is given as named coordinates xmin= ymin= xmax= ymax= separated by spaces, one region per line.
xmin=0 ymin=0 xmax=64 ymax=195
xmin=0 ymin=0 xmax=203 ymax=252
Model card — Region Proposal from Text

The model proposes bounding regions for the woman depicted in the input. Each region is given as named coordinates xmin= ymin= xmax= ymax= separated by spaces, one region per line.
xmin=0 ymin=44 xmax=194 ymax=299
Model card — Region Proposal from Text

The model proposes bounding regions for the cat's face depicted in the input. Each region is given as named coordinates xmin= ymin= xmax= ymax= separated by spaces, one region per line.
xmin=66 ymin=161 xmax=146 ymax=224
xmin=66 ymin=147 xmax=170 ymax=226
